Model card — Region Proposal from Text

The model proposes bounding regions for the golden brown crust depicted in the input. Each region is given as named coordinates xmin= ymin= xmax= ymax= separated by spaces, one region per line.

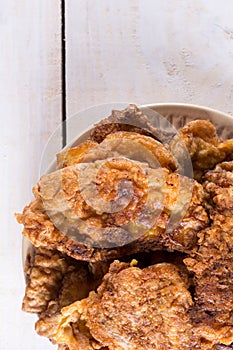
xmin=22 ymin=244 xmax=110 ymax=315
xmin=204 ymin=161 xmax=233 ymax=210
xmin=35 ymin=262 xmax=192 ymax=349
xmin=179 ymin=120 xmax=233 ymax=176
xmin=17 ymin=106 xmax=210 ymax=263
xmin=89 ymin=104 xmax=146 ymax=143
xmin=17 ymin=173 xmax=208 ymax=262
xmin=22 ymin=248 xmax=68 ymax=313
xmin=83 ymin=262 xmax=194 ymax=350
xmin=18 ymin=105 xmax=233 ymax=349
xmin=159 ymin=175 xmax=209 ymax=250
xmin=184 ymin=161 xmax=233 ymax=327
xmin=36 ymin=261 xmax=233 ymax=350
xmin=89 ymin=104 xmax=173 ymax=145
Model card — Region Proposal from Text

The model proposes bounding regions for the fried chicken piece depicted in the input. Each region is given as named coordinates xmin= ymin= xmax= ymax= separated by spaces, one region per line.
xmin=17 ymin=162 xmax=208 ymax=261
xmin=34 ymin=260 xmax=111 ymax=349
xmin=36 ymin=261 xmax=194 ymax=349
xmin=36 ymin=261 xmax=233 ymax=349
xmin=90 ymin=106 xmax=233 ymax=180
xmin=19 ymin=104 xmax=233 ymax=349
xmin=89 ymin=104 xmax=175 ymax=144
xmin=22 ymin=243 xmax=109 ymax=314
xmin=185 ymin=162 xmax=233 ymax=327
xmin=17 ymin=105 xmax=210 ymax=261
xmin=17 ymin=197 xmax=106 ymax=261
xmin=22 ymin=247 xmax=68 ymax=313
xmin=204 ymin=161 xmax=233 ymax=210
xmin=179 ymin=120 xmax=233 ymax=178
xmin=81 ymin=262 xmax=195 ymax=350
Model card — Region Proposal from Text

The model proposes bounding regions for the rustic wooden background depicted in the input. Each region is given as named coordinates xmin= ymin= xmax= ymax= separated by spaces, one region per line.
xmin=1 ymin=0 xmax=233 ymax=349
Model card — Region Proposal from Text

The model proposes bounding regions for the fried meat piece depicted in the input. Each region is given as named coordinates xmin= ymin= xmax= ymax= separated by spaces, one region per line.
xmin=17 ymin=197 xmax=105 ymax=261
xmin=204 ymin=161 xmax=233 ymax=211
xmin=81 ymin=262 xmax=195 ymax=350
xmin=36 ymin=261 xmax=194 ymax=349
xmin=155 ymin=174 xmax=209 ymax=251
xmin=57 ymin=130 xmax=176 ymax=173
xmin=22 ymin=244 xmax=109 ymax=314
xmin=22 ymin=247 xmax=68 ymax=313
xmin=17 ymin=166 xmax=208 ymax=262
xmin=89 ymin=104 xmax=174 ymax=144
xmin=186 ymin=257 xmax=233 ymax=327
xmin=32 ymin=259 xmax=111 ymax=348
xmin=185 ymin=162 xmax=233 ymax=327
xmin=19 ymin=105 xmax=233 ymax=349
xmin=17 ymin=105 xmax=211 ymax=261
xmin=91 ymin=105 xmax=233 ymax=176
xmin=179 ymin=120 xmax=233 ymax=175
xmin=36 ymin=261 xmax=233 ymax=349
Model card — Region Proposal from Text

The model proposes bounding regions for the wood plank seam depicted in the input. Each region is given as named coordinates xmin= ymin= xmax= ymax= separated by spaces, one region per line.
xmin=62 ymin=0 xmax=67 ymax=147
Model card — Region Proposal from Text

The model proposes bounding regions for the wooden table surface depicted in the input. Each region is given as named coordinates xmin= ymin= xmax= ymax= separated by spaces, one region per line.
xmin=1 ymin=1 xmax=233 ymax=349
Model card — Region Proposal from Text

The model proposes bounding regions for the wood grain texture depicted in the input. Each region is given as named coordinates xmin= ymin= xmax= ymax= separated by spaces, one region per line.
xmin=66 ymin=0 xmax=233 ymax=133
xmin=0 ymin=1 xmax=61 ymax=349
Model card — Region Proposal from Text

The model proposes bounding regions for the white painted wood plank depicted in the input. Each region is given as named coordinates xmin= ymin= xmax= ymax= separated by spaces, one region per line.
xmin=66 ymin=0 xmax=233 ymax=143
xmin=0 ymin=1 xmax=62 ymax=349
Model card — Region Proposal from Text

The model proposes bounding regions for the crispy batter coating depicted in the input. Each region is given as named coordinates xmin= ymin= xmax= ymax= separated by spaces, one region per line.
xmin=18 ymin=105 xmax=233 ymax=349
xmin=151 ymin=173 xmax=209 ymax=251
xmin=89 ymin=104 xmax=174 ymax=144
xmin=22 ymin=247 xmax=68 ymax=313
xmin=179 ymin=120 xmax=233 ymax=176
xmin=35 ymin=261 xmax=192 ymax=349
xmin=81 ymin=262 xmax=195 ymax=350
xmin=185 ymin=162 xmax=233 ymax=327
xmin=17 ymin=168 xmax=208 ymax=262
xmin=17 ymin=106 xmax=210 ymax=262
xmin=22 ymin=245 xmax=110 ymax=314
xmin=204 ymin=161 xmax=233 ymax=210
xmin=36 ymin=261 xmax=233 ymax=350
